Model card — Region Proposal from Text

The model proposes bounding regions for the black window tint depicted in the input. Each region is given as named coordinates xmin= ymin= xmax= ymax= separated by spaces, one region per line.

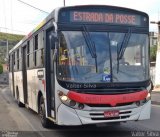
xmin=27 ymin=41 xmax=30 ymax=68
xmin=13 ymin=52 xmax=15 ymax=70
xmin=17 ymin=49 xmax=19 ymax=70
xmin=34 ymin=34 xmax=38 ymax=66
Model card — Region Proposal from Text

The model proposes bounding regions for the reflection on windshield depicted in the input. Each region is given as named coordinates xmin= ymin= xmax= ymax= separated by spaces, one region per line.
xmin=58 ymin=31 xmax=149 ymax=83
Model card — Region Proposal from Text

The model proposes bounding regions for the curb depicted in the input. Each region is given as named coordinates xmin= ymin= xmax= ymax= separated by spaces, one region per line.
xmin=151 ymin=91 xmax=160 ymax=94
xmin=152 ymin=89 xmax=160 ymax=92
xmin=152 ymin=101 xmax=160 ymax=105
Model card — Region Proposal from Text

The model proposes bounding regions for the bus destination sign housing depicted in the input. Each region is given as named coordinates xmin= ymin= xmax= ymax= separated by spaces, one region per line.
xmin=58 ymin=6 xmax=149 ymax=27
xmin=71 ymin=11 xmax=140 ymax=25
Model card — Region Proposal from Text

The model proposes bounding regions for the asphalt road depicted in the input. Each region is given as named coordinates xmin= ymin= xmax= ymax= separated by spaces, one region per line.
xmin=0 ymin=85 xmax=160 ymax=137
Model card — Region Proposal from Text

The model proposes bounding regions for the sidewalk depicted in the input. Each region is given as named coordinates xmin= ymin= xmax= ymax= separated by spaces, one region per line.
xmin=151 ymin=89 xmax=160 ymax=105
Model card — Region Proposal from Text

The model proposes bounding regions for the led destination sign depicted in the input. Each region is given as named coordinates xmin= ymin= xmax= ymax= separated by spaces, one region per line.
xmin=70 ymin=11 xmax=143 ymax=26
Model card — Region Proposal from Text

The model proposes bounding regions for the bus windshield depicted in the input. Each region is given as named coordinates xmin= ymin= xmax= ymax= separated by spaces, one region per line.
xmin=57 ymin=31 xmax=149 ymax=83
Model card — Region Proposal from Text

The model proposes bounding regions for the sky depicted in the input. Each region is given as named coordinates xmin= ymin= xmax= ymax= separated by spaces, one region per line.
xmin=0 ymin=0 xmax=160 ymax=35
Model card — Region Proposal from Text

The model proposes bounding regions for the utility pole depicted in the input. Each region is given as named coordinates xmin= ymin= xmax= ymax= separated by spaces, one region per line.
xmin=6 ymin=40 xmax=8 ymax=60
xmin=158 ymin=21 xmax=160 ymax=50
xmin=64 ymin=0 xmax=65 ymax=6
xmin=150 ymin=21 xmax=160 ymax=89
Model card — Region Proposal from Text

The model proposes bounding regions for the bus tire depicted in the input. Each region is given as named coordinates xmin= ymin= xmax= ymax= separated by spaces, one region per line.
xmin=16 ymin=88 xmax=25 ymax=107
xmin=39 ymin=96 xmax=52 ymax=128
xmin=18 ymin=100 xmax=24 ymax=107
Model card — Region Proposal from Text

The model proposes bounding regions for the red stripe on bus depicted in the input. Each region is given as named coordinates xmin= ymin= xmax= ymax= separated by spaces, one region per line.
xmin=67 ymin=90 xmax=148 ymax=107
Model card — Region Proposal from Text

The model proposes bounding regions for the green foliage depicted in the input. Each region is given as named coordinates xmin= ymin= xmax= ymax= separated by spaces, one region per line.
xmin=0 ymin=32 xmax=24 ymax=64
xmin=150 ymin=45 xmax=157 ymax=62
xmin=0 ymin=45 xmax=14 ymax=64
xmin=0 ymin=64 xmax=3 ymax=74
xmin=0 ymin=32 xmax=24 ymax=43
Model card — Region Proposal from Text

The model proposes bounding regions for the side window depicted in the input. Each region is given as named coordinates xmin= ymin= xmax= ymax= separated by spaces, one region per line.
xmin=27 ymin=41 xmax=30 ymax=68
xmin=19 ymin=48 xmax=22 ymax=70
xmin=40 ymin=48 xmax=44 ymax=66
xmin=34 ymin=34 xmax=38 ymax=67
xmin=32 ymin=32 xmax=44 ymax=68
xmin=30 ymin=38 xmax=34 ymax=68
xmin=17 ymin=49 xmax=19 ymax=70
xmin=37 ymin=32 xmax=44 ymax=67
xmin=8 ymin=55 xmax=10 ymax=72
xmin=13 ymin=52 xmax=16 ymax=71
xmin=11 ymin=54 xmax=13 ymax=72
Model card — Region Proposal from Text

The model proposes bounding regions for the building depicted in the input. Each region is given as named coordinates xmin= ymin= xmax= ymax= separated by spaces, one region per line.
xmin=149 ymin=32 xmax=158 ymax=47
xmin=2 ymin=64 xmax=8 ymax=72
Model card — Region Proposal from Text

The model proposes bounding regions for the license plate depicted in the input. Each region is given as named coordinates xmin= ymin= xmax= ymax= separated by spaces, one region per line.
xmin=104 ymin=110 xmax=119 ymax=118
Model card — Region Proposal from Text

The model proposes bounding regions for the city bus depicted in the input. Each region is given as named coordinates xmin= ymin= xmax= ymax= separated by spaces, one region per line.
xmin=8 ymin=5 xmax=151 ymax=128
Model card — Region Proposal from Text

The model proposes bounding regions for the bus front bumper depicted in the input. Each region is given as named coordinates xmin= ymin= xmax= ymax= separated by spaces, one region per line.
xmin=57 ymin=100 xmax=151 ymax=125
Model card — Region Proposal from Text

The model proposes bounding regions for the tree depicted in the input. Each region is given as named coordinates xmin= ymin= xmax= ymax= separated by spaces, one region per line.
xmin=0 ymin=64 xmax=3 ymax=74
xmin=150 ymin=45 xmax=157 ymax=62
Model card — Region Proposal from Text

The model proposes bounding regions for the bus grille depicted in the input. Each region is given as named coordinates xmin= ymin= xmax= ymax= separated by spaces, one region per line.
xmin=91 ymin=116 xmax=130 ymax=120
xmin=90 ymin=111 xmax=131 ymax=121
xmin=86 ymin=102 xmax=133 ymax=107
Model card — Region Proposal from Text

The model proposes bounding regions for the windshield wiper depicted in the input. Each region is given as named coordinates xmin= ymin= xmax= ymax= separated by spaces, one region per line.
xmin=82 ymin=25 xmax=98 ymax=73
xmin=117 ymin=28 xmax=132 ymax=73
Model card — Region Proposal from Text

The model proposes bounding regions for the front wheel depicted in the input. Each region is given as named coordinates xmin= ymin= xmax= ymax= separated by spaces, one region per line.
xmin=39 ymin=96 xmax=52 ymax=128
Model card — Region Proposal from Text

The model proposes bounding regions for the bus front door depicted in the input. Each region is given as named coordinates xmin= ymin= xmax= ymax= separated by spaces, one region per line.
xmin=45 ymin=28 xmax=56 ymax=118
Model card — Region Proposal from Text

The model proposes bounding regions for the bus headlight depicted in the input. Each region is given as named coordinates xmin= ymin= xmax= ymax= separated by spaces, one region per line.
xmin=58 ymin=91 xmax=70 ymax=103
xmin=146 ymin=92 xmax=151 ymax=101
xmin=140 ymin=92 xmax=151 ymax=105
xmin=58 ymin=91 xmax=84 ymax=109
xmin=146 ymin=83 xmax=153 ymax=93
xmin=60 ymin=95 xmax=68 ymax=102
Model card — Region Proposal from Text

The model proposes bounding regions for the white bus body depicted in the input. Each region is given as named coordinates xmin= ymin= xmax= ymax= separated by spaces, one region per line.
xmin=9 ymin=5 xmax=151 ymax=128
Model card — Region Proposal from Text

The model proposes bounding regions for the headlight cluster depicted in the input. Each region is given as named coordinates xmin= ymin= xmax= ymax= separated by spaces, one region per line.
xmin=146 ymin=92 xmax=151 ymax=101
xmin=136 ymin=92 xmax=151 ymax=107
xmin=58 ymin=91 xmax=84 ymax=109
xmin=146 ymin=82 xmax=153 ymax=93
